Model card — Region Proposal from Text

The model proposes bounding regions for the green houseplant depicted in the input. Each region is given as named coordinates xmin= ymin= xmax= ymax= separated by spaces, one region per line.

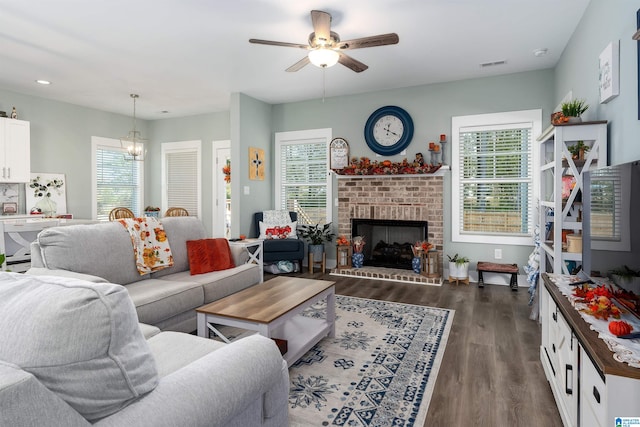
xmin=298 ymin=223 xmax=335 ymax=257
xmin=447 ymin=253 xmax=469 ymax=279
xmin=561 ymin=99 xmax=589 ymax=121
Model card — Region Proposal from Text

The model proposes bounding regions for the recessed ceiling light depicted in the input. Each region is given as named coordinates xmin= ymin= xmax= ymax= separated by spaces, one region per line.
xmin=533 ymin=48 xmax=548 ymax=57
xmin=35 ymin=79 xmax=51 ymax=85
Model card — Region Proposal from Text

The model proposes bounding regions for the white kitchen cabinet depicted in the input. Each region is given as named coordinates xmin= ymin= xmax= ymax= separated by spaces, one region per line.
xmin=0 ymin=117 xmax=30 ymax=183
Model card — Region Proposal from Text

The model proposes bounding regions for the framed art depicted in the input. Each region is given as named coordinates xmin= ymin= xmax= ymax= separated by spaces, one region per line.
xmin=248 ymin=147 xmax=265 ymax=181
xmin=2 ymin=202 xmax=17 ymax=214
xmin=330 ymin=137 xmax=349 ymax=170
xmin=26 ymin=173 xmax=67 ymax=216
xmin=599 ymin=41 xmax=619 ymax=104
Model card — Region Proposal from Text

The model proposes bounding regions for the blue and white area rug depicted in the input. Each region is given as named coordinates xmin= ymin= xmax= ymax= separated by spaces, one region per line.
xmin=289 ymin=295 xmax=454 ymax=427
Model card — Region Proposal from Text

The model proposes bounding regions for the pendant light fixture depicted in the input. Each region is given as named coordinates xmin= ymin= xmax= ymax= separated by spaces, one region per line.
xmin=121 ymin=94 xmax=147 ymax=161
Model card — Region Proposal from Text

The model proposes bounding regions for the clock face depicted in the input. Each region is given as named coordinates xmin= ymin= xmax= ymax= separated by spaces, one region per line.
xmin=373 ymin=115 xmax=404 ymax=146
xmin=364 ymin=106 xmax=414 ymax=155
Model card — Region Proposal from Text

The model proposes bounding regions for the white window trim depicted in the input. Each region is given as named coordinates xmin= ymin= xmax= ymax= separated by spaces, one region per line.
xmin=161 ymin=140 xmax=202 ymax=218
xmin=91 ymin=136 xmax=144 ymax=220
xmin=274 ymin=128 xmax=332 ymax=224
xmin=451 ymin=109 xmax=541 ymax=246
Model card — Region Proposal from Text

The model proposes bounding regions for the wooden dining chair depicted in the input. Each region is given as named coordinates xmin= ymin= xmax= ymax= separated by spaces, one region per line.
xmin=108 ymin=207 xmax=135 ymax=221
xmin=164 ymin=207 xmax=189 ymax=217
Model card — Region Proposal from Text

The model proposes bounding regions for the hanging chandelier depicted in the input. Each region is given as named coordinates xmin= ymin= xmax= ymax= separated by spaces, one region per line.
xmin=121 ymin=94 xmax=147 ymax=161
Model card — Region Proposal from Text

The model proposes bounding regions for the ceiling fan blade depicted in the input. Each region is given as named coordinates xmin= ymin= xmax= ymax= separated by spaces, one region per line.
xmin=249 ymin=39 xmax=309 ymax=49
xmin=311 ymin=10 xmax=332 ymax=43
xmin=337 ymin=33 xmax=399 ymax=50
xmin=286 ymin=56 xmax=310 ymax=72
xmin=338 ymin=53 xmax=368 ymax=73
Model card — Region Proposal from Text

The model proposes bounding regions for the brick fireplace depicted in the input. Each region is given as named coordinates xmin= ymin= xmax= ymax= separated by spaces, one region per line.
xmin=336 ymin=175 xmax=444 ymax=284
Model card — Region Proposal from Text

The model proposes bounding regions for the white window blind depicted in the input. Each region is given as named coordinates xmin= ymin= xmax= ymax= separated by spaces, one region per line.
xmin=275 ymin=129 xmax=332 ymax=226
xmin=95 ymin=145 xmax=142 ymax=220
xmin=589 ymin=166 xmax=622 ymax=241
xmin=165 ymin=150 xmax=199 ymax=217
xmin=458 ymin=123 xmax=533 ymax=237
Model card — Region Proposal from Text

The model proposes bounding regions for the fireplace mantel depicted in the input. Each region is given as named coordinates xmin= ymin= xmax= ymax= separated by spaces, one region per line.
xmin=333 ymin=165 xmax=449 ymax=179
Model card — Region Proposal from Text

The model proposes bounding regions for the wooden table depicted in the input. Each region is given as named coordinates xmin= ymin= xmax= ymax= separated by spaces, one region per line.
xmin=196 ymin=276 xmax=335 ymax=366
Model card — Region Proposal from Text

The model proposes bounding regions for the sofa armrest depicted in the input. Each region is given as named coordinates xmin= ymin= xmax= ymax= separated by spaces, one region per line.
xmin=229 ymin=244 xmax=250 ymax=265
xmin=0 ymin=361 xmax=90 ymax=427
xmin=25 ymin=268 xmax=108 ymax=283
xmin=94 ymin=335 xmax=288 ymax=427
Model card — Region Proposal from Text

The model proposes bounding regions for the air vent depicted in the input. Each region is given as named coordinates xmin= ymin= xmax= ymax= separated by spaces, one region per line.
xmin=480 ymin=60 xmax=507 ymax=68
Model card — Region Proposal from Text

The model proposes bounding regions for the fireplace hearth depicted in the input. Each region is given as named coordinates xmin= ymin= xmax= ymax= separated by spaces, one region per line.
xmin=351 ymin=218 xmax=428 ymax=270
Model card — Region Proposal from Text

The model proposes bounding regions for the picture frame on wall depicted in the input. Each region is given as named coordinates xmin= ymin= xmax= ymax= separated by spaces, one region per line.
xmin=598 ymin=41 xmax=619 ymax=104
xmin=248 ymin=147 xmax=265 ymax=181
xmin=2 ymin=202 xmax=17 ymax=215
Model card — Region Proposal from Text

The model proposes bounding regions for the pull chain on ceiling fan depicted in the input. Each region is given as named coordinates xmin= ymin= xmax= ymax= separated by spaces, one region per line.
xmin=249 ymin=10 xmax=399 ymax=73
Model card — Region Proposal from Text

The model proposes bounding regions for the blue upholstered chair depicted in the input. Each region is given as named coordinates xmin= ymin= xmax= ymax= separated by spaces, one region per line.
xmin=253 ymin=212 xmax=305 ymax=264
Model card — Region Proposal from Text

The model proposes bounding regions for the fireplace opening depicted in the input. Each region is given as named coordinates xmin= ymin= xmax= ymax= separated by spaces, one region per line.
xmin=351 ymin=218 xmax=428 ymax=270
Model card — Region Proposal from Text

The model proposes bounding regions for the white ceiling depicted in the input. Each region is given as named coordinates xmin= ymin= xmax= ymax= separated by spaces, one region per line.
xmin=0 ymin=0 xmax=590 ymax=120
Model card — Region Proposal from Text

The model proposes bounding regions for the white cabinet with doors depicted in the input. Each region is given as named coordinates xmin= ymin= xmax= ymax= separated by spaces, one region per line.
xmin=541 ymin=274 xmax=640 ymax=426
xmin=537 ymin=121 xmax=607 ymax=274
xmin=0 ymin=117 xmax=30 ymax=183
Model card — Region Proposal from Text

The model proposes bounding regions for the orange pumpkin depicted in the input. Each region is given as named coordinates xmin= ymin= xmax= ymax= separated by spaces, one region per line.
xmin=608 ymin=320 xmax=633 ymax=337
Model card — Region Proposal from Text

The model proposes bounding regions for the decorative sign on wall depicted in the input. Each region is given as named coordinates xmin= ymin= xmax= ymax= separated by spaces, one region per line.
xmin=598 ymin=40 xmax=619 ymax=104
xmin=330 ymin=137 xmax=349 ymax=170
xmin=248 ymin=147 xmax=265 ymax=181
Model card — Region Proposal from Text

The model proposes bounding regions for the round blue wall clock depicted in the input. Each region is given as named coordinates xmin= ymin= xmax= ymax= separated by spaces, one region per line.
xmin=364 ymin=105 xmax=414 ymax=155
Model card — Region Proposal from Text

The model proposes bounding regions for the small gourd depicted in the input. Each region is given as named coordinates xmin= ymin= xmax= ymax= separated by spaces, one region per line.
xmin=608 ymin=320 xmax=633 ymax=337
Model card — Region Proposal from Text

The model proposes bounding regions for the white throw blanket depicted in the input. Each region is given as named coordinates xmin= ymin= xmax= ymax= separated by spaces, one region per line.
xmin=118 ymin=217 xmax=174 ymax=275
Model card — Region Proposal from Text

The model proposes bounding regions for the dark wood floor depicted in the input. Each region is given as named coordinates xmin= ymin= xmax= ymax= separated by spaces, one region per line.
xmin=271 ymin=270 xmax=563 ymax=427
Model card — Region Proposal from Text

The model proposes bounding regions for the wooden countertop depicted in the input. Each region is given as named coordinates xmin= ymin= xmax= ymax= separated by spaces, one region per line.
xmin=542 ymin=273 xmax=640 ymax=380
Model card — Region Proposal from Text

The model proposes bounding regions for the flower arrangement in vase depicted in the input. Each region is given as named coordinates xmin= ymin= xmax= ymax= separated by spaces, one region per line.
xmin=351 ymin=236 xmax=365 ymax=268
xmin=29 ymin=176 xmax=64 ymax=217
xmin=411 ymin=241 xmax=434 ymax=274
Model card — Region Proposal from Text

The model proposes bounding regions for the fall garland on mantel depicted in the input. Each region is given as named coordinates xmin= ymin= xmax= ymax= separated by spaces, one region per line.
xmin=333 ymin=157 xmax=442 ymax=176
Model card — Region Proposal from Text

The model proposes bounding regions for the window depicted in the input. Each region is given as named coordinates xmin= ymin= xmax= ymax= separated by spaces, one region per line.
xmin=452 ymin=110 xmax=541 ymax=245
xmin=589 ymin=162 xmax=630 ymax=251
xmin=92 ymin=137 xmax=144 ymax=220
xmin=275 ymin=129 xmax=332 ymax=225
xmin=161 ymin=140 xmax=201 ymax=218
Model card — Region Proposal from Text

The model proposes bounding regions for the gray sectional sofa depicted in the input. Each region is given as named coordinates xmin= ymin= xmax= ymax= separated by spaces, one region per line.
xmin=0 ymin=273 xmax=289 ymax=426
xmin=27 ymin=216 xmax=262 ymax=333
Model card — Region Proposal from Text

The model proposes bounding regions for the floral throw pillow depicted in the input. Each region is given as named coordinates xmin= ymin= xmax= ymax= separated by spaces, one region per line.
xmin=259 ymin=221 xmax=297 ymax=239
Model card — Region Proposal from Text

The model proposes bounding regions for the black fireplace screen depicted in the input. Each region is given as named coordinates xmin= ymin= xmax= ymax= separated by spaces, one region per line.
xmin=351 ymin=218 xmax=428 ymax=269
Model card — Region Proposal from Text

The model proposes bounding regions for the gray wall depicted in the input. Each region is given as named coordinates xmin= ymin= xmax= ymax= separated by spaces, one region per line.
xmin=272 ymin=69 xmax=555 ymax=269
xmin=555 ymin=0 xmax=640 ymax=166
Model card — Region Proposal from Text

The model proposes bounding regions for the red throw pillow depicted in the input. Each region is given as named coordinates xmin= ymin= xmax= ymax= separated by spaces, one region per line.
xmin=186 ymin=238 xmax=235 ymax=275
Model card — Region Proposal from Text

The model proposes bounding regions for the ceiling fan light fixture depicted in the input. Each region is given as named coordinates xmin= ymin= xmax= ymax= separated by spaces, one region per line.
xmin=308 ymin=48 xmax=339 ymax=68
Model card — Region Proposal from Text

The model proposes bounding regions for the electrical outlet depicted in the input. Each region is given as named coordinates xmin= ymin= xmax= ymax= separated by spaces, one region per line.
xmin=494 ymin=249 xmax=502 ymax=259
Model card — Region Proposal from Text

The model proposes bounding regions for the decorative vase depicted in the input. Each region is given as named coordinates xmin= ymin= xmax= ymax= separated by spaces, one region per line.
xmin=449 ymin=261 xmax=469 ymax=279
xmin=567 ymin=116 xmax=582 ymax=124
xmin=35 ymin=196 xmax=57 ymax=217
xmin=352 ymin=252 xmax=364 ymax=268
xmin=412 ymin=256 xmax=421 ymax=274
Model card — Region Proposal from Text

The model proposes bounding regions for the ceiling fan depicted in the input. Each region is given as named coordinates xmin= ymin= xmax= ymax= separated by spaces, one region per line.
xmin=249 ymin=10 xmax=399 ymax=73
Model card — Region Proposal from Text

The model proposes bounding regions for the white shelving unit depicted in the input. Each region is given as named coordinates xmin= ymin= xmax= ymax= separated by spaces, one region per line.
xmin=537 ymin=121 xmax=607 ymax=274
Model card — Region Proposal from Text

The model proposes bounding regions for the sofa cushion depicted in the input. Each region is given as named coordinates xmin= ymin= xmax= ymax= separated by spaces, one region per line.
xmin=0 ymin=273 xmax=158 ymax=421
xmin=36 ymin=221 xmax=146 ymax=285
xmin=157 ymin=263 xmax=260 ymax=304
xmin=186 ymin=238 xmax=235 ymax=275
xmin=125 ymin=278 xmax=204 ymax=326
xmin=150 ymin=217 xmax=207 ymax=279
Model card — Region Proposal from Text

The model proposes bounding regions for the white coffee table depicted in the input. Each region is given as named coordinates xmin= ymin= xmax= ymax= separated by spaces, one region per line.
xmin=196 ymin=276 xmax=335 ymax=366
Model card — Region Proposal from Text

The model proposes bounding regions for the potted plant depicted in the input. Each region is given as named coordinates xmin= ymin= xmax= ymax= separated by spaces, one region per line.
xmin=561 ymin=99 xmax=589 ymax=123
xmin=448 ymin=253 xmax=470 ymax=280
xmin=567 ymin=140 xmax=589 ymax=160
xmin=298 ymin=223 xmax=335 ymax=258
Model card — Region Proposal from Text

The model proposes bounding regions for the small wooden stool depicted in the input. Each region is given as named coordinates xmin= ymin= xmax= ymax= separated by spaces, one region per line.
xmin=308 ymin=252 xmax=326 ymax=273
xmin=477 ymin=261 xmax=519 ymax=291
